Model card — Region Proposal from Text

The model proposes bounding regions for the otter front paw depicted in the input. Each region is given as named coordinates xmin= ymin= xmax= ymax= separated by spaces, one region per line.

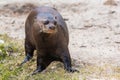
xmin=66 ymin=67 xmax=79 ymax=73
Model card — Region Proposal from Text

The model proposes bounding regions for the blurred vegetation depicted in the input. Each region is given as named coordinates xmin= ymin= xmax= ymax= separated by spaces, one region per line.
xmin=0 ymin=34 xmax=23 ymax=60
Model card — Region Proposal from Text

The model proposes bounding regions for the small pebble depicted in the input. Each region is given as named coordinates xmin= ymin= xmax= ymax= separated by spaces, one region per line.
xmin=0 ymin=40 xmax=4 ymax=44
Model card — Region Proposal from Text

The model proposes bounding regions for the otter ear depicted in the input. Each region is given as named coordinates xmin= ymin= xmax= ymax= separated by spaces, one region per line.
xmin=63 ymin=18 xmax=68 ymax=21
xmin=54 ymin=16 xmax=57 ymax=25
xmin=34 ymin=16 xmax=37 ymax=19
xmin=34 ymin=16 xmax=37 ymax=22
xmin=54 ymin=16 xmax=57 ymax=20
xmin=53 ymin=7 xmax=57 ymax=11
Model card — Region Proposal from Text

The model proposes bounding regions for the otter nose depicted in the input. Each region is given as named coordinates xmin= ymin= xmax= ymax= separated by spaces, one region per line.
xmin=49 ymin=26 xmax=55 ymax=30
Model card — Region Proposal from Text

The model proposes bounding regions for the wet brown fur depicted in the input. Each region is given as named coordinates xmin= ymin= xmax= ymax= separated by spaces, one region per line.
xmin=21 ymin=6 xmax=78 ymax=75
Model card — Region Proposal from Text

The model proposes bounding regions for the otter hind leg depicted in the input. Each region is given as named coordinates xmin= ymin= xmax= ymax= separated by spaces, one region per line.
xmin=20 ymin=40 xmax=35 ymax=66
xmin=62 ymin=55 xmax=79 ymax=73
xmin=32 ymin=56 xmax=52 ymax=75
xmin=60 ymin=48 xmax=79 ymax=73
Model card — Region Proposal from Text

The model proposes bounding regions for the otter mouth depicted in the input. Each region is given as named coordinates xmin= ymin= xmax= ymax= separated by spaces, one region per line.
xmin=37 ymin=22 xmax=57 ymax=34
xmin=40 ymin=29 xmax=57 ymax=34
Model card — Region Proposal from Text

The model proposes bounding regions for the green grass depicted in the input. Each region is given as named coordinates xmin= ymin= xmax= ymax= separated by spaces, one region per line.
xmin=0 ymin=34 xmax=80 ymax=80
xmin=0 ymin=34 xmax=120 ymax=80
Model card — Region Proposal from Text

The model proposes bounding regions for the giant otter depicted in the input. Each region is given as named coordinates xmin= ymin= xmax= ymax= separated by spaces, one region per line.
xmin=21 ymin=6 xmax=78 ymax=75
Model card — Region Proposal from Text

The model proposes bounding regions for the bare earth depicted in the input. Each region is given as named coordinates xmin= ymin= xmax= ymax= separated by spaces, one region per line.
xmin=0 ymin=0 xmax=120 ymax=79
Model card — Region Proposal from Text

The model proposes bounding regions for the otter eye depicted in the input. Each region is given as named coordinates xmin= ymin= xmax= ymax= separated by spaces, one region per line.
xmin=54 ymin=21 xmax=57 ymax=25
xmin=44 ymin=20 xmax=49 ymax=25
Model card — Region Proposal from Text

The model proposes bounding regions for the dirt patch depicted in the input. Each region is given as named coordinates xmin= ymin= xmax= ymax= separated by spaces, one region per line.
xmin=104 ymin=0 xmax=117 ymax=6
xmin=0 ymin=3 xmax=38 ymax=16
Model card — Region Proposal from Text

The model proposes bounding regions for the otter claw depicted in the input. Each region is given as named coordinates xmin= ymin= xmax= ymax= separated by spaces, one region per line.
xmin=66 ymin=68 xmax=79 ymax=73
xmin=31 ymin=69 xmax=41 ymax=75
xmin=20 ymin=55 xmax=32 ymax=66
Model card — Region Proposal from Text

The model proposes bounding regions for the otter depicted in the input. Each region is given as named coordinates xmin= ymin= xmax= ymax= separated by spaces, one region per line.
xmin=21 ymin=6 xmax=78 ymax=75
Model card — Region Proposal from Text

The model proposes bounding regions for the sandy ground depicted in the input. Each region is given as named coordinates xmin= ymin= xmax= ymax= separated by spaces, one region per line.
xmin=0 ymin=0 xmax=120 ymax=67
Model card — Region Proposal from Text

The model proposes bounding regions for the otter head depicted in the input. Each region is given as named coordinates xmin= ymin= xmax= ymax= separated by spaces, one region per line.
xmin=33 ymin=13 xmax=57 ymax=34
